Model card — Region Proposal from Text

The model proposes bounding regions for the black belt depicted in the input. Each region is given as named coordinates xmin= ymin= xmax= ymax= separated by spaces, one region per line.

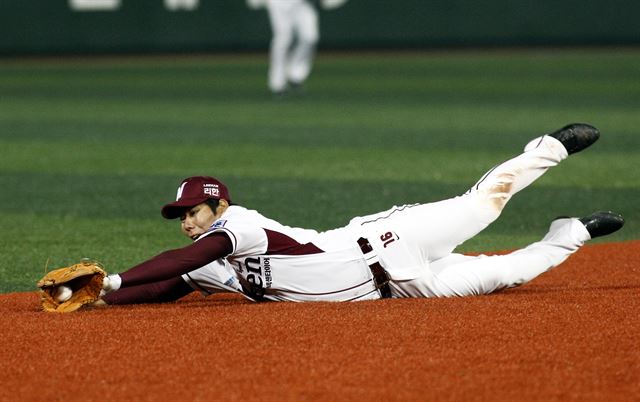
xmin=357 ymin=237 xmax=392 ymax=299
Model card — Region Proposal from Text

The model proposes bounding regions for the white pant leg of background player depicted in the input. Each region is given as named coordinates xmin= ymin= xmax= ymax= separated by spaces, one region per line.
xmin=394 ymin=135 xmax=569 ymax=262
xmin=267 ymin=1 xmax=295 ymax=92
xmin=391 ymin=217 xmax=590 ymax=297
xmin=286 ymin=0 xmax=318 ymax=85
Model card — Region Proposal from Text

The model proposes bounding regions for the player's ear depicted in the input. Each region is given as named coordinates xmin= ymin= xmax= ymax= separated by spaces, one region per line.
xmin=217 ymin=199 xmax=230 ymax=213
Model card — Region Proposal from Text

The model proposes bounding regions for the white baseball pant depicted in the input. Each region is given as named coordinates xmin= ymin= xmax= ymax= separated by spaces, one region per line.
xmin=266 ymin=0 xmax=319 ymax=92
xmin=376 ymin=135 xmax=591 ymax=297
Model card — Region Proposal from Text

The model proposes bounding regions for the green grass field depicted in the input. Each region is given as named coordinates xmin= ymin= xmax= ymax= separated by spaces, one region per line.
xmin=1 ymin=49 xmax=638 ymax=293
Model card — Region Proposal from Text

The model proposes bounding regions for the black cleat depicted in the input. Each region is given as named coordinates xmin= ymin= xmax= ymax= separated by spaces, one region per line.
xmin=548 ymin=123 xmax=600 ymax=154
xmin=579 ymin=211 xmax=624 ymax=239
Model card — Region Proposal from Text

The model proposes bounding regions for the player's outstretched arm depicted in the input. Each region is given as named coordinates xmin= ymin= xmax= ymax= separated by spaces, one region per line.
xmin=101 ymin=233 xmax=233 ymax=295
xmin=98 ymin=276 xmax=195 ymax=305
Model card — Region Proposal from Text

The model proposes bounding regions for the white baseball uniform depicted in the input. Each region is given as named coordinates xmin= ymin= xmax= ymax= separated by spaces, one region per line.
xmin=183 ymin=134 xmax=591 ymax=301
xmin=248 ymin=0 xmax=319 ymax=93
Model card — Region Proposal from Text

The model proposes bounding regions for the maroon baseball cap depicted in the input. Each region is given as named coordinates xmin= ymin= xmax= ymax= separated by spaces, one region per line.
xmin=161 ymin=176 xmax=231 ymax=219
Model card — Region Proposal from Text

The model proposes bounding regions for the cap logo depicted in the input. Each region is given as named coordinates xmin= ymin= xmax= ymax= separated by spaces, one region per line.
xmin=203 ymin=183 xmax=220 ymax=197
xmin=176 ymin=182 xmax=187 ymax=201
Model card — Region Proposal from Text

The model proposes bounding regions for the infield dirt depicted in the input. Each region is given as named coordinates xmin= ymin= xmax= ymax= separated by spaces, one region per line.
xmin=1 ymin=241 xmax=638 ymax=402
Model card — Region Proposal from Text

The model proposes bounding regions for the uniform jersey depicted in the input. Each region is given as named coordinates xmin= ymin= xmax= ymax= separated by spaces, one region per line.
xmin=186 ymin=205 xmax=381 ymax=301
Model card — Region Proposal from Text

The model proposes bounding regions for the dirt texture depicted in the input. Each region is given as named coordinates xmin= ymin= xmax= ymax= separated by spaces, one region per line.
xmin=1 ymin=241 xmax=638 ymax=402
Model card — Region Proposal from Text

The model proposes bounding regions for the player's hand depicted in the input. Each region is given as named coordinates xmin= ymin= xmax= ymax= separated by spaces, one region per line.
xmin=100 ymin=274 xmax=122 ymax=297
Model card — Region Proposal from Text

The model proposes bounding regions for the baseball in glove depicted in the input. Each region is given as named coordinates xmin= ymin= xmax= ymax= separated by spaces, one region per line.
xmin=36 ymin=259 xmax=107 ymax=313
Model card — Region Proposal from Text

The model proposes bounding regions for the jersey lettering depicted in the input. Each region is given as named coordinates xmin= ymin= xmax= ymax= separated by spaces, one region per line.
xmin=246 ymin=273 xmax=263 ymax=289
xmin=231 ymin=257 xmax=273 ymax=300
xmin=245 ymin=257 xmax=262 ymax=275
xmin=380 ymin=231 xmax=399 ymax=248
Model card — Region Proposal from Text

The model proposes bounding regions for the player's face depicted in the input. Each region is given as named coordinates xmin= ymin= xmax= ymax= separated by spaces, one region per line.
xmin=180 ymin=203 xmax=218 ymax=240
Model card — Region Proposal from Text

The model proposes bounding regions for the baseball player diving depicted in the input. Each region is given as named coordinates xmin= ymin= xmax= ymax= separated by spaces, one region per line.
xmin=91 ymin=123 xmax=623 ymax=305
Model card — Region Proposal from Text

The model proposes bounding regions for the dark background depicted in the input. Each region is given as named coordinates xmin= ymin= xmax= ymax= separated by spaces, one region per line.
xmin=2 ymin=0 xmax=639 ymax=55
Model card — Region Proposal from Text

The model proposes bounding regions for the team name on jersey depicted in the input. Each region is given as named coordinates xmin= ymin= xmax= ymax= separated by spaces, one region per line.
xmin=230 ymin=256 xmax=273 ymax=300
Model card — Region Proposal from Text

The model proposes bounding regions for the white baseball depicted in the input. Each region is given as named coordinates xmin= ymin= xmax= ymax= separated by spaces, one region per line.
xmin=55 ymin=285 xmax=73 ymax=303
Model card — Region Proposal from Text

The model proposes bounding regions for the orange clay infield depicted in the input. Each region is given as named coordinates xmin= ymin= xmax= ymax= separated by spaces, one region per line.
xmin=1 ymin=241 xmax=638 ymax=402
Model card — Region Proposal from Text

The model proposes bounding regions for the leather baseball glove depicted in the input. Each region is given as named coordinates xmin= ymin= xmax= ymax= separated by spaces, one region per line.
xmin=36 ymin=259 xmax=107 ymax=313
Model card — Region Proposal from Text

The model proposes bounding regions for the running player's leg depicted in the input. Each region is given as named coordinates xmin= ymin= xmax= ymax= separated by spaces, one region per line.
xmin=267 ymin=4 xmax=294 ymax=93
xmin=287 ymin=1 xmax=318 ymax=85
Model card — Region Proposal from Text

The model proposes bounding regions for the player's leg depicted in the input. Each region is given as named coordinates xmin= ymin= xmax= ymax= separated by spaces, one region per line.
xmin=287 ymin=0 xmax=319 ymax=86
xmin=462 ymin=124 xmax=600 ymax=225
xmin=366 ymin=124 xmax=599 ymax=262
xmin=390 ymin=212 xmax=623 ymax=298
xmin=428 ymin=218 xmax=589 ymax=297
xmin=267 ymin=3 xmax=294 ymax=93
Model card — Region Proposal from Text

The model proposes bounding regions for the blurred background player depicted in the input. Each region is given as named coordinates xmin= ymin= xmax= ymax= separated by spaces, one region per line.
xmin=247 ymin=0 xmax=348 ymax=95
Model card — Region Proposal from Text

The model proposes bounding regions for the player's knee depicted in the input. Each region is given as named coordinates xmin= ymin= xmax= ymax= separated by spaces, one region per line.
xmin=487 ymin=173 xmax=515 ymax=210
xmin=466 ymin=191 xmax=504 ymax=224
xmin=272 ymin=32 xmax=293 ymax=49
xmin=472 ymin=172 xmax=516 ymax=213
xmin=487 ymin=193 xmax=510 ymax=212
xmin=302 ymin=31 xmax=319 ymax=45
